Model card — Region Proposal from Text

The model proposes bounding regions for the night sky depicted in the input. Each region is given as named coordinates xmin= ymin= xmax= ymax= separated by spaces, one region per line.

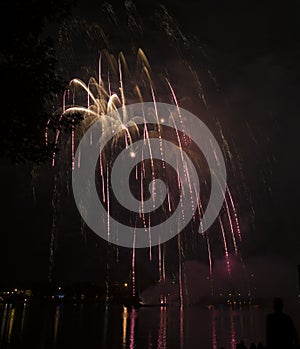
xmin=1 ymin=0 xmax=300 ymax=300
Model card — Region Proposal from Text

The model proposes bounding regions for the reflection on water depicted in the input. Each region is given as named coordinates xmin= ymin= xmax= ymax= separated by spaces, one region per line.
xmin=122 ymin=306 xmax=128 ymax=349
xmin=211 ymin=309 xmax=217 ymax=349
xmin=230 ymin=308 xmax=236 ymax=349
xmin=0 ymin=302 xmax=299 ymax=349
xmin=53 ymin=305 xmax=62 ymax=345
xmin=180 ymin=308 xmax=184 ymax=349
xmin=129 ymin=307 xmax=136 ymax=349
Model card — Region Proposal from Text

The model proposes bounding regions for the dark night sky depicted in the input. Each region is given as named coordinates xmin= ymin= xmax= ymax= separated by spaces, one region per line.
xmin=1 ymin=0 xmax=300 ymax=297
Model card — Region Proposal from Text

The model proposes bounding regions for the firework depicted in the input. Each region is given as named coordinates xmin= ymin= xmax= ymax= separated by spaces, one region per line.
xmin=45 ymin=47 xmax=244 ymax=305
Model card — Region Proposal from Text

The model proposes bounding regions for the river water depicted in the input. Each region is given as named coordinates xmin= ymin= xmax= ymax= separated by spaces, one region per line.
xmin=1 ymin=302 xmax=299 ymax=349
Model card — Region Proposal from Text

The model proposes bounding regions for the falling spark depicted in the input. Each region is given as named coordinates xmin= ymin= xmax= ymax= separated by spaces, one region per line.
xmin=46 ymin=47 xmax=244 ymax=306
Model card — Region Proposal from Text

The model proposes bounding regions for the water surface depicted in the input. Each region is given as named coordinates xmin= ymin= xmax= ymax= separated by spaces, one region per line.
xmin=1 ymin=302 xmax=299 ymax=349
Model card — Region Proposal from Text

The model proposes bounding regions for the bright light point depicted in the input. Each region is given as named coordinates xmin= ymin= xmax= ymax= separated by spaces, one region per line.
xmin=124 ymin=283 xmax=128 ymax=287
xmin=129 ymin=151 xmax=136 ymax=158
xmin=160 ymin=118 xmax=165 ymax=123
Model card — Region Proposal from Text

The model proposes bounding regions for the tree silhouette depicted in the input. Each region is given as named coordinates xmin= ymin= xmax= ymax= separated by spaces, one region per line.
xmin=0 ymin=0 xmax=76 ymax=163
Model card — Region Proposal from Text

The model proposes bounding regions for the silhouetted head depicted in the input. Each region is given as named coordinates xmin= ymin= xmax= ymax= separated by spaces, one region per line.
xmin=273 ymin=297 xmax=283 ymax=312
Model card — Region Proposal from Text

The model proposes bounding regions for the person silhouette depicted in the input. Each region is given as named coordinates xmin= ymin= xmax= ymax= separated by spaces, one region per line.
xmin=236 ymin=341 xmax=247 ymax=349
xmin=266 ymin=297 xmax=298 ymax=349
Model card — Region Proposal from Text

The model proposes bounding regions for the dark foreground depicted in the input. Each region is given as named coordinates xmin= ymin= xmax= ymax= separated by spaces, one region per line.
xmin=1 ymin=302 xmax=299 ymax=349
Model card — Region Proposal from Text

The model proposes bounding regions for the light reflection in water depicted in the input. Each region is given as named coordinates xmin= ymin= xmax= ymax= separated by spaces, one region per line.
xmin=129 ymin=308 xmax=136 ymax=349
xmin=122 ymin=306 xmax=128 ymax=349
xmin=0 ymin=303 xmax=9 ymax=343
xmin=211 ymin=309 xmax=217 ymax=349
xmin=157 ymin=307 xmax=167 ymax=349
xmin=0 ymin=304 xmax=16 ymax=345
xmin=180 ymin=307 xmax=184 ymax=349
xmin=53 ymin=305 xmax=62 ymax=345
xmin=7 ymin=306 xmax=15 ymax=344
xmin=20 ymin=302 xmax=28 ymax=340
xmin=0 ymin=302 xmax=273 ymax=348
xmin=230 ymin=310 xmax=237 ymax=349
